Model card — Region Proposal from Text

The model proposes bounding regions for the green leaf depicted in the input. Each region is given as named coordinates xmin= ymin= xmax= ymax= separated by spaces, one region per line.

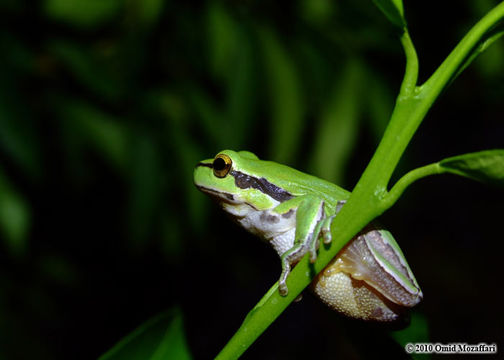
xmin=190 ymin=88 xmax=226 ymax=148
xmin=99 ymin=309 xmax=192 ymax=360
xmin=452 ymin=27 xmax=504 ymax=84
xmin=424 ymin=3 xmax=504 ymax=93
xmin=156 ymin=91 xmax=210 ymax=235
xmin=0 ymin=89 xmax=42 ymax=180
xmin=44 ymin=0 xmax=123 ymax=29
xmin=127 ymin=132 xmax=160 ymax=247
xmin=439 ymin=150 xmax=504 ymax=186
xmin=224 ymin=36 xmax=255 ymax=149
xmin=309 ymin=59 xmax=364 ymax=184
xmin=57 ymin=99 xmax=128 ymax=172
xmin=257 ymin=27 xmax=304 ymax=164
xmin=48 ymin=40 xmax=123 ymax=102
xmin=475 ymin=35 xmax=504 ymax=78
xmin=298 ymin=0 xmax=334 ymax=26
xmin=391 ymin=312 xmax=430 ymax=360
xmin=372 ymin=0 xmax=406 ymax=28
xmin=128 ymin=0 xmax=164 ymax=28
xmin=207 ymin=3 xmax=241 ymax=79
xmin=0 ymin=171 xmax=30 ymax=258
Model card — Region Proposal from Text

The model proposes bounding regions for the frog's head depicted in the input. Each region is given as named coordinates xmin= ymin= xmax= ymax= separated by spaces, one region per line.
xmin=194 ymin=150 xmax=292 ymax=212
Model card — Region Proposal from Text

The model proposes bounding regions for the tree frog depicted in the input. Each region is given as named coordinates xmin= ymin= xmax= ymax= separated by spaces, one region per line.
xmin=194 ymin=150 xmax=423 ymax=322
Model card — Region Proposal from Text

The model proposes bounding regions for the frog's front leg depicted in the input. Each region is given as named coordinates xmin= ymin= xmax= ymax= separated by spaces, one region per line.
xmin=320 ymin=200 xmax=345 ymax=244
xmin=273 ymin=195 xmax=334 ymax=296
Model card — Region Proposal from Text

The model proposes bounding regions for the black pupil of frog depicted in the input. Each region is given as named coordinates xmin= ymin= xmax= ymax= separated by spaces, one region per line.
xmin=213 ymin=157 xmax=227 ymax=171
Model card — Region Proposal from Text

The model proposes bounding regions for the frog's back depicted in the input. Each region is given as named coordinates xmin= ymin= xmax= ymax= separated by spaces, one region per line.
xmin=248 ymin=158 xmax=350 ymax=204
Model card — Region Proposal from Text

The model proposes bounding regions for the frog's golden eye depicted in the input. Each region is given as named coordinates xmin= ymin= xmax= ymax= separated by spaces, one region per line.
xmin=213 ymin=154 xmax=232 ymax=178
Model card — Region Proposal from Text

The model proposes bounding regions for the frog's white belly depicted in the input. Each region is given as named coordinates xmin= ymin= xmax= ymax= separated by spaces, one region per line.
xmin=226 ymin=203 xmax=297 ymax=256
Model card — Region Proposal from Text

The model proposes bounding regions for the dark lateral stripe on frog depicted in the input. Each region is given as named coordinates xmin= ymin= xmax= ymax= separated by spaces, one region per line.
xmin=230 ymin=170 xmax=293 ymax=202
xmin=195 ymin=161 xmax=293 ymax=202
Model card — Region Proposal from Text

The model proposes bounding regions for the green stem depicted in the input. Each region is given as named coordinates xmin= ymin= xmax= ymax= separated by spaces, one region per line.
xmin=399 ymin=30 xmax=419 ymax=97
xmin=345 ymin=30 xmax=421 ymax=204
xmin=384 ymin=163 xmax=441 ymax=209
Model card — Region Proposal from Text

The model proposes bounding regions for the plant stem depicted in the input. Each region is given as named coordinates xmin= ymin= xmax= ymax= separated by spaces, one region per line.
xmin=384 ymin=163 xmax=441 ymax=208
xmin=399 ymin=30 xmax=419 ymax=97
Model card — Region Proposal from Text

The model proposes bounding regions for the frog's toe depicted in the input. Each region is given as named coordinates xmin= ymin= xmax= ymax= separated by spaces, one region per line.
xmin=322 ymin=231 xmax=332 ymax=244
xmin=278 ymin=282 xmax=289 ymax=296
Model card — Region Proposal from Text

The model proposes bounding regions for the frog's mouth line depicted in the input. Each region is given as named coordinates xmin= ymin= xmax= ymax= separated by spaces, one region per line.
xmin=195 ymin=185 xmax=236 ymax=203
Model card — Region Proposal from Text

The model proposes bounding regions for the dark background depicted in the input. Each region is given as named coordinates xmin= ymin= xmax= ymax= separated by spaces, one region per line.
xmin=0 ymin=0 xmax=502 ymax=359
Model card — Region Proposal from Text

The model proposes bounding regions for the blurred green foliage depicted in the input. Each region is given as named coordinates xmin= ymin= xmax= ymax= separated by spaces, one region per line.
xmin=99 ymin=308 xmax=191 ymax=360
xmin=0 ymin=0 xmax=502 ymax=358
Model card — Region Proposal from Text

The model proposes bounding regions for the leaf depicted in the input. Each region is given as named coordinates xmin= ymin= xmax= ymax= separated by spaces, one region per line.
xmin=439 ymin=150 xmax=504 ymax=186
xmin=0 ymin=42 xmax=42 ymax=180
xmin=57 ymin=99 xmax=128 ymax=172
xmin=127 ymin=132 xmax=160 ymax=247
xmin=391 ymin=312 xmax=430 ymax=360
xmin=201 ymin=4 xmax=256 ymax=149
xmin=298 ymin=0 xmax=334 ymax=25
xmin=475 ymin=35 xmax=504 ymax=78
xmin=452 ymin=27 xmax=504 ymax=84
xmin=44 ymin=0 xmax=123 ymax=29
xmin=206 ymin=3 xmax=241 ymax=79
xmin=309 ymin=59 xmax=364 ymax=184
xmin=0 ymin=88 xmax=42 ymax=180
xmin=189 ymin=88 xmax=226 ymax=148
xmin=156 ymin=91 xmax=209 ymax=235
xmin=128 ymin=0 xmax=164 ymax=28
xmin=372 ymin=0 xmax=406 ymax=28
xmin=425 ymin=3 xmax=504 ymax=92
xmin=257 ymin=27 xmax=304 ymax=164
xmin=48 ymin=40 xmax=123 ymax=102
xmin=224 ymin=34 xmax=255 ymax=150
xmin=99 ymin=308 xmax=192 ymax=360
xmin=0 ymin=171 xmax=30 ymax=258
xmin=206 ymin=3 xmax=255 ymax=148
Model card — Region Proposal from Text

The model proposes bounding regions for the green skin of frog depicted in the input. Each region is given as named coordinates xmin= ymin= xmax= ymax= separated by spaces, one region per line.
xmin=194 ymin=150 xmax=422 ymax=322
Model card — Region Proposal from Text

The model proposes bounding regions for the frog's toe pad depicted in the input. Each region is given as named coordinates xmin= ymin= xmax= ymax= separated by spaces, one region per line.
xmin=279 ymin=282 xmax=289 ymax=296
